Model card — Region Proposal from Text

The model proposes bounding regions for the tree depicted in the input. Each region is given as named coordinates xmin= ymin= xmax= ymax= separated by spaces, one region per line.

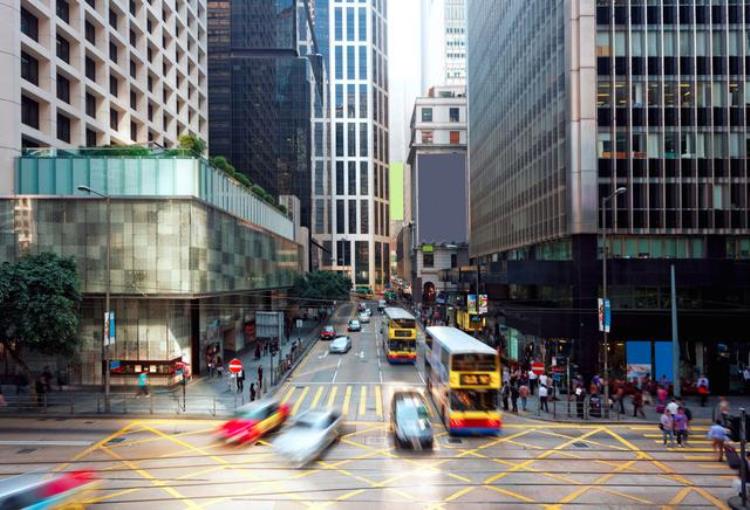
xmin=178 ymin=133 xmax=207 ymax=157
xmin=292 ymin=271 xmax=352 ymax=304
xmin=0 ymin=253 xmax=82 ymax=381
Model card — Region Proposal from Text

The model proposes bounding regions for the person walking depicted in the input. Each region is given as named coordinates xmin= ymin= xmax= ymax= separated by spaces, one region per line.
xmin=528 ymin=369 xmax=538 ymax=396
xmin=697 ymin=374 xmax=710 ymax=407
xmin=136 ymin=371 xmax=150 ymax=397
xmin=717 ymin=396 xmax=730 ymax=427
xmin=666 ymin=398 xmax=679 ymax=416
xmin=707 ymin=419 xmax=730 ymax=462
xmin=539 ymin=383 xmax=549 ymax=413
xmin=258 ymin=365 xmax=264 ymax=392
xmin=519 ymin=383 xmax=529 ymax=412
xmin=237 ymin=368 xmax=245 ymax=393
xmin=41 ymin=366 xmax=53 ymax=392
xmin=575 ymin=385 xmax=586 ymax=419
xmin=673 ymin=407 xmax=688 ymax=447
xmin=34 ymin=377 xmax=45 ymax=406
xmin=249 ymin=383 xmax=256 ymax=402
xmin=501 ymin=383 xmax=510 ymax=411
xmin=614 ymin=385 xmax=626 ymax=415
xmin=216 ymin=355 xmax=224 ymax=378
xmin=632 ymin=390 xmax=645 ymax=418
xmin=660 ymin=408 xmax=675 ymax=447
xmin=510 ymin=380 xmax=520 ymax=414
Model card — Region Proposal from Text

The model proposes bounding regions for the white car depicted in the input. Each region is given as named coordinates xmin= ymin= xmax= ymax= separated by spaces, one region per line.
xmin=273 ymin=409 xmax=343 ymax=467
xmin=358 ymin=312 xmax=370 ymax=323
xmin=329 ymin=336 xmax=352 ymax=353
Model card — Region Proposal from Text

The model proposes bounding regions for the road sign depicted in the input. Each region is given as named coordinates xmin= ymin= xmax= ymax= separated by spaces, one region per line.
xmin=531 ymin=362 xmax=545 ymax=375
xmin=228 ymin=358 xmax=243 ymax=374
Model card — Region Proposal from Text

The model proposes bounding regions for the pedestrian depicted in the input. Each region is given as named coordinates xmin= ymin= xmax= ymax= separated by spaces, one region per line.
xmin=575 ymin=385 xmax=585 ymax=419
xmin=632 ymin=390 xmax=645 ymax=418
xmin=679 ymin=399 xmax=693 ymax=445
xmin=255 ymin=343 xmax=261 ymax=360
xmin=744 ymin=366 xmax=750 ymax=395
xmin=697 ymin=374 xmax=710 ymax=407
xmin=519 ymin=383 xmax=529 ymax=412
xmin=136 ymin=371 xmax=150 ymax=397
xmin=717 ymin=396 xmax=730 ymax=426
xmin=656 ymin=386 xmax=668 ymax=410
xmin=707 ymin=419 xmax=730 ymax=462
xmin=539 ymin=372 xmax=549 ymax=389
xmin=510 ymin=380 xmax=519 ymax=414
xmin=539 ymin=383 xmax=549 ymax=412
xmin=34 ymin=377 xmax=45 ymax=406
xmin=673 ymin=407 xmax=688 ymax=447
xmin=660 ymin=408 xmax=675 ymax=447
xmin=216 ymin=355 xmax=224 ymax=378
xmin=250 ymin=382 xmax=256 ymax=402
xmin=258 ymin=365 xmax=263 ymax=391
xmin=666 ymin=398 xmax=679 ymax=416
xmin=237 ymin=368 xmax=245 ymax=392
xmin=614 ymin=385 xmax=625 ymax=415
xmin=528 ymin=369 xmax=538 ymax=396
xmin=41 ymin=366 xmax=53 ymax=392
xmin=501 ymin=383 xmax=509 ymax=411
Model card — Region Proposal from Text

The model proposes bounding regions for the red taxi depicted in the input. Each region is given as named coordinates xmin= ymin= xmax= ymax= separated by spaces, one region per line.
xmin=320 ymin=325 xmax=337 ymax=340
xmin=217 ymin=399 xmax=289 ymax=445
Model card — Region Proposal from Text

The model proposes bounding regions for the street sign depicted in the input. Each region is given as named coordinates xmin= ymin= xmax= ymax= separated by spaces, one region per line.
xmin=597 ymin=298 xmax=611 ymax=332
xmin=104 ymin=312 xmax=116 ymax=346
xmin=228 ymin=358 xmax=243 ymax=374
xmin=109 ymin=360 xmax=120 ymax=370
xmin=531 ymin=362 xmax=545 ymax=375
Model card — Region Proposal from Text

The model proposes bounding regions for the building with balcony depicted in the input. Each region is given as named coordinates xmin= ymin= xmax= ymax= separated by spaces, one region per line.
xmin=0 ymin=152 xmax=302 ymax=386
xmin=467 ymin=0 xmax=750 ymax=393
xmin=0 ymin=0 xmax=209 ymax=194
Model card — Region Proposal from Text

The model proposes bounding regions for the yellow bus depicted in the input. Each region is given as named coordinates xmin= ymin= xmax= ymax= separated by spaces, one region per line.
xmin=424 ymin=326 xmax=501 ymax=435
xmin=382 ymin=307 xmax=418 ymax=364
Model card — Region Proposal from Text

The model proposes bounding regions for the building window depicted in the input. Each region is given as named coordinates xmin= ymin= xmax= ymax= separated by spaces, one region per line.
xmin=423 ymin=252 xmax=434 ymax=268
xmin=109 ymin=9 xmax=118 ymax=29
xmin=360 ymin=123 xmax=368 ymax=156
xmin=347 ymin=46 xmax=355 ymax=80
xmin=335 ymin=123 xmax=344 ymax=157
xmin=421 ymin=107 xmax=432 ymax=122
xmin=451 ymin=254 xmax=457 ymax=268
xmin=109 ymin=75 xmax=118 ymax=97
xmin=335 ymin=161 xmax=344 ymax=195
xmin=110 ymin=108 xmax=118 ymax=130
xmin=86 ymin=0 xmax=95 ymax=9
xmin=20 ymin=52 xmax=39 ymax=86
xmin=129 ymin=29 xmax=136 ymax=47
xmin=85 ymin=57 xmax=96 ymax=81
xmin=147 ymin=102 xmax=153 ymax=121
xmin=57 ymin=74 xmax=70 ymax=103
xmin=348 ymin=200 xmax=357 ymax=233
xmin=86 ymin=93 xmax=96 ymax=117
xmin=21 ymin=8 xmax=38 ymax=41
xmin=86 ymin=128 xmax=97 ymax=146
xmin=360 ymin=200 xmax=369 ymax=234
xmin=336 ymin=199 xmax=345 ymax=234
xmin=57 ymin=0 xmax=69 ymax=23
xmin=130 ymin=90 xmax=137 ymax=109
xmin=355 ymin=241 xmax=369 ymax=284
xmin=129 ymin=0 xmax=136 ymax=15
xmin=57 ymin=113 xmax=71 ymax=142
xmin=130 ymin=120 xmax=137 ymax=141
xmin=358 ymin=7 xmax=366 ymax=41
xmin=421 ymin=131 xmax=433 ymax=144
xmin=130 ymin=59 xmax=136 ymax=78
xmin=347 ymin=161 xmax=356 ymax=195
xmin=347 ymin=7 xmax=355 ymax=41
xmin=85 ymin=20 xmax=96 ymax=44
xmin=21 ymin=96 xmax=39 ymax=129
xmin=347 ymin=124 xmax=356 ymax=156
xmin=56 ymin=34 xmax=70 ymax=63
xmin=360 ymin=162 xmax=368 ymax=194
xmin=109 ymin=41 xmax=118 ymax=63
xmin=449 ymin=130 xmax=460 ymax=144
xmin=449 ymin=107 xmax=459 ymax=122
xmin=359 ymin=83 xmax=367 ymax=117
xmin=335 ymin=46 xmax=343 ymax=79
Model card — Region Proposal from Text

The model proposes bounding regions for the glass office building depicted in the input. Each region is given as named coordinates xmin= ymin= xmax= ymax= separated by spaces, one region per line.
xmin=313 ymin=0 xmax=390 ymax=290
xmin=0 ymin=153 xmax=302 ymax=386
xmin=207 ymin=0 xmax=327 ymax=229
xmin=467 ymin=0 xmax=750 ymax=392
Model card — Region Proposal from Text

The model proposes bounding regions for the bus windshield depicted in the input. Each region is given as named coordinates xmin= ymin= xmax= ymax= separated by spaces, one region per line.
xmin=388 ymin=340 xmax=416 ymax=352
xmin=393 ymin=318 xmax=416 ymax=329
xmin=450 ymin=390 xmax=498 ymax=412
xmin=451 ymin=353 xmax=496 ymax=372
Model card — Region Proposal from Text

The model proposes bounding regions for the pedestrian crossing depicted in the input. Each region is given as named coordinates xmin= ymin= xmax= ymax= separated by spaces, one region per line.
xmin=277 ymin=383 xmax=432 ymax=422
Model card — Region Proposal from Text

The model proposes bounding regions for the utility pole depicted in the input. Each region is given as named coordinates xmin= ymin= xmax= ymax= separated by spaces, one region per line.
xmin=671 ymin=265 xmax=681 ymax=398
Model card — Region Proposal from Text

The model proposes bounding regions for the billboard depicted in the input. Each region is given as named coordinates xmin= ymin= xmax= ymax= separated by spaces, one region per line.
xmin=467 ymin=294 xmax=477 ymax=314
xmin=478 ymin=294 xmax=488 ymax=314
xmin=416 ymin=153 xmax=467 ymax=244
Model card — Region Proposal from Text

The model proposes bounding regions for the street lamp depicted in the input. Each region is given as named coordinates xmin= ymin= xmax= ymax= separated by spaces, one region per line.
xmin=601 ymin=186 xmax=626 ymax=418
xmin=78 ymin=185 xmax=111 ymax=412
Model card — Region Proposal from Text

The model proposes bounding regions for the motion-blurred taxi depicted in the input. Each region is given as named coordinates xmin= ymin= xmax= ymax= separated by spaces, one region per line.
xmin=320 ymin=325 xmax=337 ymax=340
xmin=0 ymin=470 xmax=99 ymax=510
xmin=217 ymin=399 xmax=289 ymax=445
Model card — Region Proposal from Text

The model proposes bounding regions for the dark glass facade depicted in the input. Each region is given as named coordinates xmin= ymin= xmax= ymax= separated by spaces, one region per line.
xmin=207 ymin=0 xmax=327 ymax=228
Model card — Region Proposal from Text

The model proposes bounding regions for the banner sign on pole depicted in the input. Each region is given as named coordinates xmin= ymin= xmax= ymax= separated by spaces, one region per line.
xmin=598 ymin=298 xmax=611 ymax=333
xmin=104 ymin=312 xmax=116 ymax=346
xmin=478 ymin=294 xmax=488 ymax=315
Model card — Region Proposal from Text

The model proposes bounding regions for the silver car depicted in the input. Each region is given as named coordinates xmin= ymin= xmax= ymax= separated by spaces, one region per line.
xmin=329 ymin=336 xmax=352 ymax=353
xmin=358 ymin=311 xmax=370 ymax=323
xmin=273 ymin=409 xmax=343 ymax=466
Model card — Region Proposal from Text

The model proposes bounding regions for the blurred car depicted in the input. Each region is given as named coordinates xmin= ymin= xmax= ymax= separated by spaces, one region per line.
xmin=273 ymin=409 xmax=343 ymax=466
xmin=0 ymin=470 xmax=99 ymax=510
xmin=329 ymin=336 xmax=352 ymax=354
xmin=357 ymin=302 xmax=368 ymax=313
xmin=216 ymin=399 xmax=289 ymax=445
xmin=377 ymin=299 xmax=387 ymax=311
xmin=358 ymin=312 xmax=370 ymax=323
xmin=391 ymin=391 xmax=433 ymax=450
xmin=320 ymin=325 xmax=336 ymax=340
xmin=347 ymin=319 xmax=361 ymax=332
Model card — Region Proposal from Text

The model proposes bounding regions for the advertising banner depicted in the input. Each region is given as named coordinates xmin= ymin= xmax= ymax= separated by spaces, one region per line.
xmin=467 ymin=294 xmax=477 ymax=315
xmin=478 ymin=294 xmax=488 ymax=314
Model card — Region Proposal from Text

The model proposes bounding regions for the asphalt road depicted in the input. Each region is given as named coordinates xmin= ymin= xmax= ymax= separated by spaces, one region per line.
xmin=0 ymin=301 xmax=738 ymax=509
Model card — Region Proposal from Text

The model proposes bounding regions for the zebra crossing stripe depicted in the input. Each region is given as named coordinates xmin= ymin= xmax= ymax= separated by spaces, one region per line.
xmin=327 ymin=386 xmax=339 ymax=409
xmin=359 ymin=386 xmax=368 ymax=416
xmin=374 ymin=385 xmax=383 ymax=417
xmin=292 ymin=386 xmax=310 ymax=415
xmin=310 ymin=386 xmax=325 ymax=408
xmin=281 ymin=386 xmax=295 ymax=404
xmin=342 ymin=386 xmax=353 ymax=414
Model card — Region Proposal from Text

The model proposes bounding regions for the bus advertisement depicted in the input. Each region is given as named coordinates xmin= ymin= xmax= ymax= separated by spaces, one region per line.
xmin=382 ymin=307 xmax=418 ymax=364
xmin=424 ymin=326 xmax=501 ymax=436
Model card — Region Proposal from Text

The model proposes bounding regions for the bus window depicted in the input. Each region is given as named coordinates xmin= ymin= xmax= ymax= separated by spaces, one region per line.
xmin=388 ymin=340 xmax=415 ymax=352
xmin=450 ymin=390 xmax=498 ymax=412
xmin=393 ymin=318 xmax=416 ymax=329
xmin=452 ymin=353 xmax=496 ymax=372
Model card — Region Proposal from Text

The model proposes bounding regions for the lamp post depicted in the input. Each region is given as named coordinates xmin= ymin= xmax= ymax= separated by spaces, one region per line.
xmin=601 ymin=186 xmax=626 ymax=418
xmin=78 ymin=185 xmax=111 ymax=412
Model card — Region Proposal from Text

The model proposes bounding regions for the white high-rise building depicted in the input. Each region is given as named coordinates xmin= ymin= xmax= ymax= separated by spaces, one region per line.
xmin=0 ymin=0 xmax=209 ymax=194
xmin=313 ymin=0 xmax=390 ymax=291
xmin=443 ymin=0 xmax=465 ymax=84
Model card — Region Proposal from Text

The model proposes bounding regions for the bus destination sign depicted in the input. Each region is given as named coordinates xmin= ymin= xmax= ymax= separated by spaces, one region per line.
xmin=459 ymin=373 xmax=492 ymax=386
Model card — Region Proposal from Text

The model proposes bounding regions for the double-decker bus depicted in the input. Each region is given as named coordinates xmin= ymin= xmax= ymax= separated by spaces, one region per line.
xmin=424 ymin=326 xmax=501 ymax=435
xmin=382 ymin=307 xmax=418 ymax=364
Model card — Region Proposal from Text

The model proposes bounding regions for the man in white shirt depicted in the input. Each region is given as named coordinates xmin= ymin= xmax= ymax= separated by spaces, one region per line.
xmin=666 ymin=398 xmax=679 ymax=416
xmin=539 ymin=372 xmax=549 ymax=388
xmin=528 ymin=369 xmax=538 ymax=395
xmin=539 ymin=383 xmax=549 ymax=412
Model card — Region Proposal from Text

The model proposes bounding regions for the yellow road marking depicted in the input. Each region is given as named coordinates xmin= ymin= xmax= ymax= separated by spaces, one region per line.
xmin=447 ymin=472 xmax=471 ymax=483
xmin=292 ymin=386 xmax=310 ymax=415
xmin=326 ymin=386 xmax=339 ymax=409
xmin=281 ymin=386 xmax=295 ymax=404
xmin=444 ymin=486 xmax=474 ymax=502
xmin=54 ymin=421 xmax=136 ymax=472
xmin=359 ymin=386 xmax=368 ymax=416
xmin=485 ymin=485 xmax=535 ymax=503
xmin=336 ymin=488 xmax=366 ymax=501
xmin=138 ymin=423 xmax=230 ymax=465
xmin=310 ymin=386 xmax=325 ymax=408
xmin=374 ymin=385 xmax=383 ymax=417
xmin=342 ymin=385 xmax=352 ymax=414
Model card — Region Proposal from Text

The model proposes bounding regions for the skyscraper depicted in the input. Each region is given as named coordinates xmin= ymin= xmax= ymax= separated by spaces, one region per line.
xmin=207 ymin=0 xmax=326 ymax=228
xmin=467 ymin=0 xmax=750 ymax=391
xmin=0 ymin=0 xmax=209 ymax=194
xmin=313 ymin=0 xmax=390 ymax=290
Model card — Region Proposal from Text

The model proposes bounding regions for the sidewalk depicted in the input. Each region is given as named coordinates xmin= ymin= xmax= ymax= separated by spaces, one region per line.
xmin=0 ymin=312 xmax=340 ymax=418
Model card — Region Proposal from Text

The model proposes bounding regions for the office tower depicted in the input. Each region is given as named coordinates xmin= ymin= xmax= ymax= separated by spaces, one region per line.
xmin=313 ymin=0 xmax=390 ymax=291
xmin=467 ymin=0 xmax=750 ymax=391
xmin=0 ymin=0 xmax=209 ymax=193
xmin=207 ymin=0 xmax=326 ymax=228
